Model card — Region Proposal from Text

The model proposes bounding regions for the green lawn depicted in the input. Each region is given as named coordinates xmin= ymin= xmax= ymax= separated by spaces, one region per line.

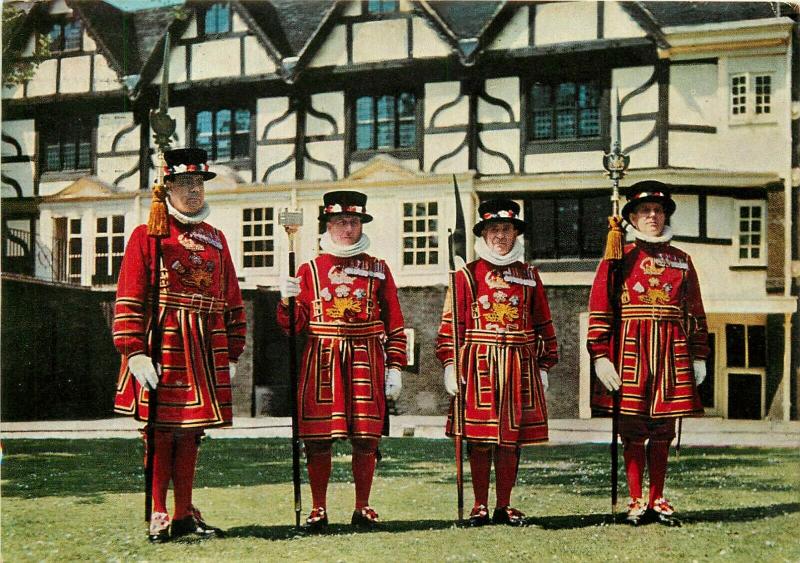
xmin=2 ymin=438 xmax=798 ymax=562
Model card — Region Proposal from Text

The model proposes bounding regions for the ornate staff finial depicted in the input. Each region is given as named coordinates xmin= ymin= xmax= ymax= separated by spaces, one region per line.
xmin=601 ymin=89 xmax=630 ymax=261
xmin=147 ymin=32 xmax=176 ymax=237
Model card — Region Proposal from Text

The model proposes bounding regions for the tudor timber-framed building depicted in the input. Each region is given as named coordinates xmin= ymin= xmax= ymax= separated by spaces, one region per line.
xmin=2 ymin=0 xmax=799 ymax=422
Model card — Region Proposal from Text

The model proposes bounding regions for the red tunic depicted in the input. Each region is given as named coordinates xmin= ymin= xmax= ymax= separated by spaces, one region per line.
xmin=277 ymin=253 xmax=407 ymax=440
xmin=113 ymin=220 xmax=246 ymax=429
xmin=587 ymin=240 xmax=708 ymax=418
xmin=436 ymin=259 xmax=558 ymax=446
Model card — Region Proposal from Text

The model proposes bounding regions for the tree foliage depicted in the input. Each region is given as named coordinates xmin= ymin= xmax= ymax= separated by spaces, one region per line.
xmin=2 ymin=3 xmax=50 ymax=88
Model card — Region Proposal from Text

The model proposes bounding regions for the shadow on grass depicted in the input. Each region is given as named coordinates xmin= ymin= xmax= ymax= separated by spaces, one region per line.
xmin=225 ymin=518 xmax=456 ymax=540
xmin=532 ymin=502 xmax=800 ymax=530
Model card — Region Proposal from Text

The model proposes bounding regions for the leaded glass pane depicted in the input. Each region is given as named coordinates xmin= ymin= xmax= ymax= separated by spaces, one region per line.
xmin=64 ymin=20 xmax=82 ymax=50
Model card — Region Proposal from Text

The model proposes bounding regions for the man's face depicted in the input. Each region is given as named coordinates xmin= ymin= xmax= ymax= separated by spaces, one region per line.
xmin=167 ymin=174 xmax=205 ymax=215
xmin=482 ymin=221 xmax=518 ymax=256
xmin=629 ymin=201 xmax=666 ymax=237
xmin=327 ymin=214 xmax=363 ymax=246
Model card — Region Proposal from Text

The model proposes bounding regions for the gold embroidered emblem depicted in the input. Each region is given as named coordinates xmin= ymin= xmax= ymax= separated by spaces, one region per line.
xmin=485 ymin=270 xmax=510 ymax=289
xmin=178 ymin=232 xmax=205 ymax=252
xmin=620 ymin=287 xmax=630 ymax=304
xmin=648 ymin=277 xmax=661 ymax=287
xmin=181 ymin=268 xmax=214 ymax=291
xmin=640 ymin=256 xmax=665 ymax=276
xmin=327 ymin=297 xmax=362 ymax=319
xmin=484 ymin=302 xmax=519 ymax=325
xmin=641 ymin=288 xmax=670 ymax=305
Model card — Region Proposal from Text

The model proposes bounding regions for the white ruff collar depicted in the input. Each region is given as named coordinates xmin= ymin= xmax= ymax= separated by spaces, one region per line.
xmin=166 ymin=198 xmax=210 ymax=225
xmin=632 ymin=225 xmax=673 ymax=244
xmin=320 ymin=231 xmax=371 ymax=257
xmin=474 ymin=236 xmax=524 ymax=266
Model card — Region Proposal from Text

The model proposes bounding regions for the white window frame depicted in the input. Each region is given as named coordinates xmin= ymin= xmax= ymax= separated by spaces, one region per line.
xmin=93 ymin=214 xmax=125 ymax=285
xmin=728 ymin=72 xmax=775 ymax=125
xmin=67 ymin=217 xmax=82 ymax=285
xmin=720 ymin=320 xmax=767 ymax=420
xmin=400 ymin=200 xmax=441 ymax=270
xmin=734 ymin=200 xmax=766 ymax=266
xmin=241 ymin=207 xmax=277 ymax=272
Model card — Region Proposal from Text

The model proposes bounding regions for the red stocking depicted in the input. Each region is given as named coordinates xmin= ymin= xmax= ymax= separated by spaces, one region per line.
xmin=151 ymin=430 xmax=174 ymax=516
xmin=648 ymin=440 xmax=671 ymax=507
xmin=352 ymin=438 xmax=379 ymax=510
xmin=305 ymin=441 xmax=333 ymax=509
xmin=172 ymin=432 xmax=201 ymax=520
xmin=468 ymin=444 xmax=492 ymax=508
xmin=623 ymin=439 xmax=646 ymax=500
xmin=494 ymin=446 xmax=520 ymax=508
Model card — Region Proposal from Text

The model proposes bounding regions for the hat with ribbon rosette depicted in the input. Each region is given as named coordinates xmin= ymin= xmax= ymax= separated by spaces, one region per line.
xmin=621 ymin=180 xmax=676 ymax=220
xmin=473 ymin=198 xmax=527 ymax=236
xmin=318 ymin=190 xmax=373 ymax=223
xmin=163 ymin=148 xmax=216 ymax=181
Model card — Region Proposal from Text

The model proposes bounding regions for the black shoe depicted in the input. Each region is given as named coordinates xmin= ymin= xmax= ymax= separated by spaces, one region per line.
xmin=351 ymin=506 xmax=379 ymax=529
xmin=305 ymin=507 xmax=329 ymax=533
xmin=171 ymin=507 xmax=224 ymax=539
xmin=468 ymin=504 xmax=490 ymax=527
xmin=648 ymin=497 xmax=681 ymax=527
xmin=491 ymin=506 xmax=526 ymax=527
xmin=148 ymin=512 xmax=171 ymax=543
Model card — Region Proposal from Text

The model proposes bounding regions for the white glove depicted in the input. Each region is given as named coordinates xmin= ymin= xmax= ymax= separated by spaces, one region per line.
xmin=385 ymin=368 xmax=402 ymax=401
xmin=128 ymin=354 xmax=159 ymax=390
xmin=280 ymin=276 xmax=300 ymax=300
xmin=693 ymin=360 xmax=706 ymax=386
xmin=229 ymin=362 xmax=237 ymax=381
xmin=594 ymin=357 xmax=621 ymax=392
xmin=540 ymin=370 xmax=549 ymax=393
xmin=443 ymin=364 xmax=458 ymax=396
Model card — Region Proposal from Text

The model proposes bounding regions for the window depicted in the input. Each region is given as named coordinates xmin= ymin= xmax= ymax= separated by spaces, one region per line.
xmin=41 ymin=118 xmax=92 ymax=172
xmin=365 ymin=0 xmax=399 ymax=14
xmin=736 ymin=202 xmax=765 ymax=263
xmin=529 ymin=81 xmax=602 ymax=141
xmin=242 ymin=208 xmax=275 ymax=269
xmin=355 ymin=92 xmax=417 ymax=153
xmin=194 ymin=108 xmax=250 ymax=162
xmin=729 ymin=73 xmax=773 ymax=122
xmin=93 ymin=215 xmax=124 ymax=285
xmin=47 ymin=18 xmax=83 ymax=52
xmin=524 ymin=194 xmax=607 ymax=260
xmin=725 ymin=323 xmax=766 ymax=420
xmin=67 ymin=218 xmax=82 ymax=285
xmin=402 ymin=202 xmax=438 ymax=266
xmin=203 ymin=3 xmax=232 ymax=35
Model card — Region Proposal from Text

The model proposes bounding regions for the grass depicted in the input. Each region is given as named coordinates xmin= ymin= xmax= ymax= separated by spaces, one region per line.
xmin=2 ymin=438 xmax=799 ymax=562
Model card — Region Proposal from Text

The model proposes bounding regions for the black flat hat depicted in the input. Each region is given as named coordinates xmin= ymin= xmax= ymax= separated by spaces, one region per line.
xmin=473 ymin=198 xmax=526 ymax=236
xmin=163 ymin=148 xmax=216 ymax=180
xmin=621 ymin=181 xmax=676 ymax=219
xmin=318 ymin=190 xmax=373 ymax=223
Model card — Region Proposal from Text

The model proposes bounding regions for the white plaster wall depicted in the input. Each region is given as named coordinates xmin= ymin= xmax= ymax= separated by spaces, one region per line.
xmin=308 ymin=92 xmax=344 ymax=136
xmin=94 ymin=55 xmax=121 ymax=91
xmin=706 ymin=196 xmax=734 ymax=239
xmin=625 ymin=135 xmax=658 ymax=168
xmin=38 ymin=180 xmax=73 ymax=197
xmin=478 ymin=130 xmax=519 ymax=174
xmin=349 ymin=158 xmax=418 ymax=175
xmin=97 ymin=155 xmax=140 ymax=190
xmin=412 ymin=17 xmax=451 ymax=58
xmin=183 ymin=16 xmax=198 ymax=39
xmin=2 ymin=84 xmax=24 ymax=100
xmin=488 ymin=5 xmax=528 ymax=51
xmin=232 ymin=11 xmax=247 ymax=33
xmin=603 ymin=2 xmax=646 ymax=39
xmin=612 ymin=66 xmax=658 ymax=115
xmin=152 ymin=46 xmax=187 ymax=84
xmin=192 ymin=39 xmax=241 ymax=80
xmin=352 ymin=20 xmax=407 ymax=63
xmin=525 ymin=150 xmax=604 ymax=173
xmin=669 ymin=64 xmax=718 ymax=127
xmin=342 ymin=1 xmax=361 ymax=16
xmin=534 ymin=2 xmax=596 ymax=45
xmin=424 ymin=132 xmax=467 ymax=172
xmin=682 ymin=240 xmax=768 ymax=303
xmin=26 ymin=59 xmax=58 ymax=97
xmin=258 ymin=97 xmax=295 ymax=141
xmin=425 ymin=82 xmax=467 ymax=127
xmin=98 ymin=113 xmax=137 ymax=153
xmin=305 ymin=140 xmax=343 ymax=180
xmin=60 ymin=56 xmax=92 ymax=94
xmin=2 ymin=120 xmax=36 ymax=155
xmin=83 ymin=32 xmax=96 ymax=52
xmin=258 ymin=143 xmax=294 ymax=184
xmin=479 ymin=77 xmax=519 ymax=123
xmin=670 ymin=194 xmax=699 ymax=237
xmin=244 ymin=36 xmax=277 ymax=75
xmin=308 ymin=25 xmax=347 ymax=68
xmin=2 ymin=163 xmax=36 ymax=197
xmin=49 ymin=0 xmax=71 ymax=15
